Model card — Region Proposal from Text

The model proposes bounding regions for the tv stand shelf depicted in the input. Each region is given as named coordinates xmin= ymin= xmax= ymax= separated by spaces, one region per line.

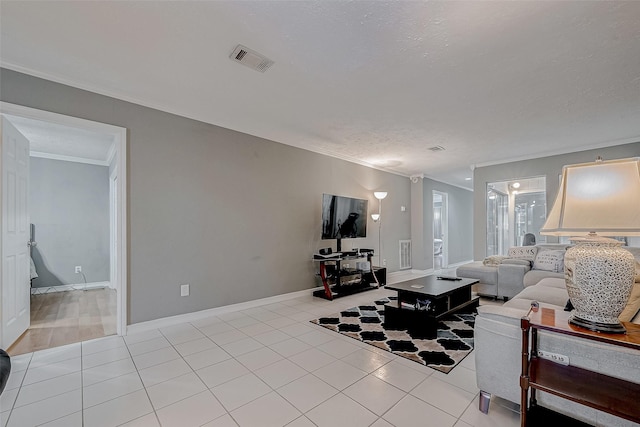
xmin=312 ymin=251 xmax=386 ymax=300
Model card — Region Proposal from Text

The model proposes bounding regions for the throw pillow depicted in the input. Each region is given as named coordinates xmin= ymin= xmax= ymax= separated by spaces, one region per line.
xmin=507 ymin=246 xmax=538 ymax=262
xmin=619 ymin=283 xmax=640 ymax=322
xmin=483 ymin=256 xmax=508 ymax=267
xmin=533 ymin=250 xmax=565 ymax=273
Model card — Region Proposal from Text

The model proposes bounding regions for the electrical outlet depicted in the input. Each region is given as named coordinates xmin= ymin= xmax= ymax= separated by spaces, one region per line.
xmin=383 ymin=259 xmax=387 ymax=266
xmin=75 ymin=266 xmax=82 ymax=273
xmin=180 ymin=284 xmax=190 ymax=297
xmin=537 ymin=350 xmax=569 ymax=365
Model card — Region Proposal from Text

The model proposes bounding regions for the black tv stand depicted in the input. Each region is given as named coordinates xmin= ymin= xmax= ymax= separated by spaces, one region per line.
xmin=312 ymin=250 xmax=386 ymax=300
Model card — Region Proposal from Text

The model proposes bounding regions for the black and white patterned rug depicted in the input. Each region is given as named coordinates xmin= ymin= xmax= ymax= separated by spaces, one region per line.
xmin=310 ymin=296 xmax=476 ymax=374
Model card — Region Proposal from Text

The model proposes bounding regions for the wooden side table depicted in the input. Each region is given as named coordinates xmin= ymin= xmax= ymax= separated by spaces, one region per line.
xmin=520 ymin=308 xmax=640 ymax=427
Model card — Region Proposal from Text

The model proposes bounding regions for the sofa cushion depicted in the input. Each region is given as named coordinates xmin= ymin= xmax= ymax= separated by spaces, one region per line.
xmin=501 ymin=258 xmax=531 ymax=267
xmin=523 ymin=270 xmax=564 ymax=287
xmin=510 ymin=282 xmax=569 ymax=307
xmin=507 ymin=246 xmax=538 ymax=261
xmin=535 ymin=277 xmax=566 ymax=289
xmin=533 ymin=250 xmax=565 ymax=273
xmin=503 ymin=298 xmax=565 ymax=312
xmin=456 ymin=261 xmax=498 ymax=285
xmin=619 ymin=283 xmax=640 ymax=322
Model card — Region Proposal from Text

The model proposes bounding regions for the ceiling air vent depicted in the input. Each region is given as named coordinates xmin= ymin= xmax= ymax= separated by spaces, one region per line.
xmin=428 ymin=146 xmax=445 ymax=152
xmin=230 ymin=45 xmax=274 ymax=73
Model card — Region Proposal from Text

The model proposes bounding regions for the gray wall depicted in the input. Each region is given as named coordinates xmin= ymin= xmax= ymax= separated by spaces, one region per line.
xmin=421 ymin=179 xmax=474 ymax=269
xmin=1 ymin=68 xmax=411 ymax=324
xmin=30 ymin=157 xmax=110 ymax=287
xmin=473 ymin=142 xmax=640 ymax=259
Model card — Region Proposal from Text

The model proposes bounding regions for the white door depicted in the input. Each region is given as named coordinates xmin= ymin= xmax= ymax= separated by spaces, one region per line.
xmin=1 ymin=116 xmax=31 ymax=348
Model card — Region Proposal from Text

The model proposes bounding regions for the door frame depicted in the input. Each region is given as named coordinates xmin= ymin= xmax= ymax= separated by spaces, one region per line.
xmin=0 ymin=102 xmax=128 ymax=341
xmin=433 ymin=190 xmax=449 ymax=269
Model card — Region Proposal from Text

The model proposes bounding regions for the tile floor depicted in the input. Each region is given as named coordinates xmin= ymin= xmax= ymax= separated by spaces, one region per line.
xmin=0 ymin=282 xmax=521 ymax=427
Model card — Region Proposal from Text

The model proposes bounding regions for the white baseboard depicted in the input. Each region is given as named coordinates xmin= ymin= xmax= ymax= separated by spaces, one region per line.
xmin=127 ymin=286 xmax=325 ymax=335
xmin=31 ymin=281 xmax=111 ymax=295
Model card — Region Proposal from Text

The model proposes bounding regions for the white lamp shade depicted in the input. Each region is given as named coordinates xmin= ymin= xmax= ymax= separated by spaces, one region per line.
xmin=374 ymin=191 xmax=388 ymax=200
xmin=371 ymin=213 xmax=380 ymax=221
xmin=540 ymin=157 xmax=640 ymax=236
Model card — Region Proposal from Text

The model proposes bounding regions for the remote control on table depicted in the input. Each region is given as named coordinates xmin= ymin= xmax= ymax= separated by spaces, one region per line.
xmin=437 ymin=276 xmax=461 ymax=281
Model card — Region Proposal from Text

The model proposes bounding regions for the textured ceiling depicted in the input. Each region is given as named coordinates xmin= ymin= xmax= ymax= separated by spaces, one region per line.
xmin=1 ymin=1 xmax=639 ymax=188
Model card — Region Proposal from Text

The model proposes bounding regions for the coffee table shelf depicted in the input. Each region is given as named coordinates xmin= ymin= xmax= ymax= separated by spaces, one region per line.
xmin=384 ymin=275 xmax=479 ymax=338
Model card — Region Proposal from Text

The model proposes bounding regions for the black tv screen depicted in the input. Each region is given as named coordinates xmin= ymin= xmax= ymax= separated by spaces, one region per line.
xmin=321 ymin=194 xmax=368 ymax=240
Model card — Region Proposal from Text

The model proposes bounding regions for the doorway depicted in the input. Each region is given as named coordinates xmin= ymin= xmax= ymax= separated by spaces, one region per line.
xmin=0 ymin=102 xmax=127 ymax=352
xmin=433 ymin=190 xmax=448 ymax=271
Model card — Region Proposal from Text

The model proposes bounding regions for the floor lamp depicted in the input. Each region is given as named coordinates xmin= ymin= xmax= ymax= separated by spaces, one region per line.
xmin=372 ymin=191 xmax=387 ymax=267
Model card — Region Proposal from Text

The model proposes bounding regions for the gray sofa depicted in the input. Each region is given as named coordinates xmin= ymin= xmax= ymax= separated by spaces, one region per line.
xmin=474 ymin=248 xmax=640 ymax=426
xmin=456 ymin=244 xmax=569 ymax=300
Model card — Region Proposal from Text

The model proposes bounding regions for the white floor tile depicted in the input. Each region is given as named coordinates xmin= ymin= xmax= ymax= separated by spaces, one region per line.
xmin=124 ymin=329 xmax=163 ymax=345
xmin=221 ymin=337 xmax=264 ymax=357
xmin=305 ymin=393 xmax=378 ymax=427
xmin=82 ymin=345 xmax=131 ymax=369
xmin=0 ymin=388 xmax=18 ymax=414
xmin=296 ymin=330 xmax=335 ymax=346
xmin=235 ymin=347 xmax=282 ymax=371
xmin=147 ymin=371 xmax=207 ymax=409
xmin=83 ymin=388 xmax=153 ymax=427
xmin=370 ymin=418 xmax=395 ymax=427
xmin=276 ymin=374 xmax=338 ymax=413
xmin=279 ymin=323 xmax=317 ymax=337
xmin=383 ymin=394 xmax=457 ymax=427
xmin=132 ymin=346 xmax=181 ymax=370
xmin=161 ymin=324 xmax=206 ymax=346
xmin=315 ymin=337 xmax=361 ymax=358
xmin=253 ymin=329 xmax=291 ymax=346
xmin=38 ymin=411 xmax=83 ymax=427
xmin=14 ymin=371 xmax=81 ymax=408
xmin=411 ymin=376 xmax=476 ymax=418
xmin=226 ymin=316 xmax=259 ymax=329
xmin=433 ymin=365 xmax=479 ymax=395
xmin=211 ymin=373 xmax=271 ymax=411
xmin=285 ymin=415 xmax=316 ymax=427
xmin=341 ymin=348 xmax=393 ymax=373
xmin=254 ymin=359 xmax=307 ymax=389
xmin=238 ymin=322 xmax=274 ymax=337
xmin=6 ymin=353 xmax=32 ymax=373
xmin=138 ymin=357 xmax=192 ymax=387
xmin=3 ymin=368 xmax=25 ymax=392
xmin=372 ymin=360 xmax=430 ymax=392
xmin=127 ymin=336 xmax=171 ymax=356
xmin=82 ymin=335 xmax=126 ymax=356
xmin=6 ymin=388 xmax=82 ymax=427
xmin=198 ymin=322 xmax=236 ymax=337
xmin=30 ymin=343 xmax=81 ymax=368
xmin=83 ymin=357 xmax=137 ymax=387
xmin=268 ymin=338 xmax=312 ymax=358
xmin=196 ymin=359 xmax=249 ymax=388
xmin=288 ymin=347 xmax=337 ymax=372
xmin=83 ymin=371 xmax=143 ymax=408
xmin=209 ymin=330 xmax=249 ymax=346
xmin=459 ymin=395 xmax=520 ymax=427
xmin=156 ymin=390 xmax=226 ymax=427
xmin=174 ymin=337 xmax=217 ymax=357
xmin=201 ymin=413 xmax=240 ymax=427
xmin=264 ymin=316 xmax=297 ymax=329
xmin=343 ymin=375 xmax=406 ymax=416
xmin=183 ymin=345 xmax=231 ymax=371
xmin=190 ymin=315 xmax=223 ymax=329
xmin=311 ymin=359 xmax=368 ymax=390
xmin=21 ymin=356 xmax=81 ymax=386
xmin=230 ymin=392 xmax=301 ymax=427
xmin=119 ymin=413 xmax=161 ymax=427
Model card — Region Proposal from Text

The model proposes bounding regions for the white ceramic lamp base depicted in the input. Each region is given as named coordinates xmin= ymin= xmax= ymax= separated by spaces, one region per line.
xmin=565 ymin=238 xmax=636 ymax=334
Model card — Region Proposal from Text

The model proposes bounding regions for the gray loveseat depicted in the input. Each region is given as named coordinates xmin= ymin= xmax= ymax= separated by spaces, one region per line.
xmin=456 ymin=244 xmax=569 ymax=300
xmin=474 ymin=246 xmax=640 ymax=426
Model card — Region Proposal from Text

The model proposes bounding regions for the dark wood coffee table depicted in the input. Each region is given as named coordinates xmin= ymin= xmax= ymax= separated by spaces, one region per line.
xmin=384 ymin=275 xmax=479 ymax=338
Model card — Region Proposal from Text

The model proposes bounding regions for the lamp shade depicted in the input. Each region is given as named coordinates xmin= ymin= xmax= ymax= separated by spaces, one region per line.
xmin=374 ymin=191 xmax=388 ymax=200
xmin=540 ymin=157 xmax=640 ymax=236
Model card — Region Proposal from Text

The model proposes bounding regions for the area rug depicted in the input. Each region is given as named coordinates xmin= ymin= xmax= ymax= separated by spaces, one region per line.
xmin=310 ymin=296 xmax=476 ymax=374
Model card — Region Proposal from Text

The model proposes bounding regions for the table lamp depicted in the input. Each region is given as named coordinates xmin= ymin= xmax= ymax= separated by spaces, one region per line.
xmin=540 ymin=157 xmax=640 ymax=333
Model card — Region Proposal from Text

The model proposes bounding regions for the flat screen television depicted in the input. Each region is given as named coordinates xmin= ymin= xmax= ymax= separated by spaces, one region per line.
xmin=321 ymin=193 xmax=368 ymax=250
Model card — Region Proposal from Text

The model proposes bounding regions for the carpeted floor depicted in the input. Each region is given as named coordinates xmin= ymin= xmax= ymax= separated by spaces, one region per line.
xmin=310 ymin=296 xmax=476 ymax=374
